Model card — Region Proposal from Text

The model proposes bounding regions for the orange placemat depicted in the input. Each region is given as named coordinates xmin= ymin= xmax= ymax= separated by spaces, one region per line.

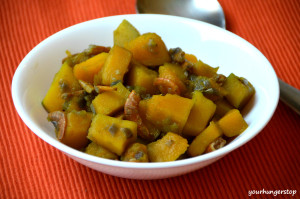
xmin=1 ymin=0 xmax=299 ymax=198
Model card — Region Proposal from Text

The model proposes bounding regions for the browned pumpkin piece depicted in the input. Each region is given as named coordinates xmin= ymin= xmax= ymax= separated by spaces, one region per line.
xmin=87 ymin=114 xmax=137 ymax=156
xmin=191 ymin=59 xmax=219 ymax=78
xmin=147 ymin=132 xmax=188 ymax=162
xmin=157 ymin=63 xmax=187 ymax=94
xmin=125 ymin=33 xmax=171 ymax=66
xmin=217 ymin=109 xmax=248 ymax=137
xmin=222 ymin=73 xmax=255 ymax=109
xmin=101 ymin=45 xmax=132 ymax=86
xmin=85 ymin=142 xmax=118 ymax=160
xmin=214 ymin=99 xmax=235 ymax=119
xmin=182 ymin=91 xmax=216 ymax=137
xmin=113 ymin=19 xmax=140 ymax=47
xmin=42 ymin=62 xmax=81 ymax=112
xmin=145 ymin=94 xmax=194 ymax=134
xmin=62 ymin=94 xmax=86 ymax=112
xmin=91 ymin=82 xmax=130 ymax=115
xmin=126 ymin=62 xmax=159 ymax=95
xmin=48 ymin=110 xmax=93 ymax=150
xmin=121 ymin=143 xmax=149 ymax=162
xmin=73 ymin=52 xmax=109 ymax=84
xmin=188 ymin=121 xmax=223 ymax=157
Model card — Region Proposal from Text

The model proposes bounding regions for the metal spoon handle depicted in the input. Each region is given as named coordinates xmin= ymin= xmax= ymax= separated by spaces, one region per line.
xmin=279 ymin=78 xmax=300 ymax=115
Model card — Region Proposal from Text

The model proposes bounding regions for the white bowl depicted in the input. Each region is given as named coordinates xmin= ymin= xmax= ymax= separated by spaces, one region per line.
xmin=11 ymin=14 xmax=279 ymax=179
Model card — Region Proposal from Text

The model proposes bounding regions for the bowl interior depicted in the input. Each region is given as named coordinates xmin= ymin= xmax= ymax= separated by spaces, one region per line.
xmin=12 ymin=14 xmax=279 ymax=169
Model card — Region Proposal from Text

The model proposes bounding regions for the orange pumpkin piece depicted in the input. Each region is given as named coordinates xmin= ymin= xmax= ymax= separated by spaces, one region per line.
xmin=126 ymin=62 xmax=158 ymax=95
xmin=192 ymin=60 xmax=219 ymax=78
xmin=222 ymin=73 xmax=255 ymax=109
xmin=87 ymin=114 xmax=137 ymax=156
xmin=121 ymin=143 xmax=149 ymax=162
xmin=125 ymin=33 xmax=170 ymax=66
xmin=85 ymin=142 xmax=118 ymax=160
xmin=147 ymin=132 xmax=188 ymax=162
xmin=42 ymin=62 xmax=81 ymax=112
xmin=217 ymin=109 xmax=248 ymax=137
xmin=101 ymin=45 xmax=132 ymax=85
xmin=182 ymin=91 xmax=216 ymax=137
xmin=138 ymin=99 xmax=161 ymax=141
xmin=157 ymin=63 xmax=187 ymax=94
xmin=185 ymin=53 xmax=198 ymax=63
xmin=188 ymin=121 xmax=223 ymax=157
xmin=113 ymin=19 xmax=140 ymax=47
xmin=214 ymin=99 xmax=235 ymax=119
xmin=73 ymin=52 xmax=108 ymax=84
xmin=145 ymin=94 xmax=194 ymax=134
xmin=92 ymin=82 xmax=130 ymax=115
xmin=62 ymin=110 xmax=93 ymax=150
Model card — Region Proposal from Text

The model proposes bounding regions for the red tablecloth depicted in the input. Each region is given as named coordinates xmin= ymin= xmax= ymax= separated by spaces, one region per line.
xmin=1 ymin=0 xmax=299 ymax=198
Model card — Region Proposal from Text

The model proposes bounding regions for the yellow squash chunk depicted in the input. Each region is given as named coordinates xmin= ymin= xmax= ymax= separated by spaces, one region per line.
xmin=185 ymin=53 xmax=198 ymax=64
xmin=145 ymin=94 xmax=194 ymax=134
xmin=147 ymin=132 xmax=188 ymax=162
xmin=73 ymin=52 xmax=108 ymax=83
xmin=101 ymin=45 xmax=132 ymax=85
xmin=138 ymin=99 xmax=160 ymax=141
xmin=183 ymin=91 xmax=216 ymax=136
xmin=217 ymin=109 xmax=248 ymax=137
xmin=127 ymin=62 xmax=158 ymax=95
xmin=223 ymin=73 xmax=255 ymax=109
xmin=126 ymin=33 xmax=170 ymax=66
xmin=62 ymin=110 xmax=93 ymax=150
xmin=114 ymin=19 xmax=140 ymax=47
xmin=85 ymin=142 xmax=118 ymax=160
xmin=87 ymin=114 xmax=137 ymax=156
xmin=158 ymin=63 xmax=187 ymax=93
xmin=192 ymin=60 xmax=219 ymax=78
xmin=92 ymin=82 xmax=130 ymax=115
xmin=214 ymin=99 xmax=235 ymax=119
xmin=42 ymin=62 xmax=81 ymax=112
xmin=188 ymin=121 xmax=223 ymax=157
xmin=63 ymin=94 xmax=85 ymax=112
xmin=121 ymin=143 xmax=149 ymax=162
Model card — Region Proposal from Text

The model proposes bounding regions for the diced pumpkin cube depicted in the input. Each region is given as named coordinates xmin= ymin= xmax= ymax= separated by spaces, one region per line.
xmin=223 ymin=73 xmax=255 ymax=109
xmin=191 ymin=60 xmax=219 ymax=78
xmin=183 ymin=91 xmax=216 ymax=136
xmin=113 ymin=19 xmax=140 ymax=47
xmin=62 ymin=110 xmax=93 ymax=150
xmin=42 ymin=62 xmax=81 ymax=112
xmin=85 ymin=142 xmax=118 ymax=160
xmin=73 ymin=52 xmax=108 ymax=83
xmin=158 ymin=63 xmax=187 ymax=94
xmin=145 ymin=94 xmax=194 ymax=134
xmin=101 ymin=45 xmax=132 ymax=85
xmin=217 ymin=109 xmax=248 ymax=137
xmin=92 ymin=82 xmax=130 ymax=115
xmin=121 ymin=143 xmax=149 ymax=162
xmin=62 ymin=94 xmax=86 ymax=112
xmin=190 ymin=76 xmax=228 ymax=102
xmin=185 ymin=53 xmax=198 ymax=64
xmin=87 ymin=114 xmax=137 ymax=156
xmin=127 ymin=62 xmax=158 ymax=95
xmin=214 ymin=99 xmax=235 ymax=118
xmin=138 ymin=99 xmax=160 ymax=141
xmin=188 ymin=121 xmax=223 ymax=157
xmin=147 ymin=132 xmax=188 ymax=162
xmin=125 ymin=33 xmax=170 ymax=66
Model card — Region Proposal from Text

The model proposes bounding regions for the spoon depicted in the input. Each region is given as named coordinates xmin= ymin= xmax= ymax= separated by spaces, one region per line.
xmin=136 ymin=0 xmax=300 ymax=115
